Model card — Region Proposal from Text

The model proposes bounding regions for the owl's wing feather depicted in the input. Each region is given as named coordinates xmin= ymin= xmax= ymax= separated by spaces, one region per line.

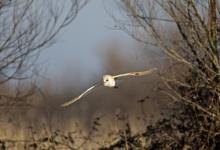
xmin=113 ymin=68 xmax=157 ymax=79
xmin=61 ymin=82 xmax=102 ymax=107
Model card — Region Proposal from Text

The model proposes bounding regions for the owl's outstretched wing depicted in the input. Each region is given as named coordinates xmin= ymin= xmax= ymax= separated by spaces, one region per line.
xmin=61 ymin=82 xmax=102 ymax=107
xmin=113 ymin=68 xmax=157 ymax=79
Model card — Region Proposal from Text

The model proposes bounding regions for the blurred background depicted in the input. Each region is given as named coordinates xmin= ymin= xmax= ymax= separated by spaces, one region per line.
xmin=0 ymin=0 xmax=166 ymax=140
xmin=1 ymin=0 xmax=219 ymax=149
xmin=35 ymin=0 xmax=161 ymax=126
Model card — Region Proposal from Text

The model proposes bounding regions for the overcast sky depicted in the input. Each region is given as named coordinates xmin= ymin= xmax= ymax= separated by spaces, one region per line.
xmin=38 ymin=0 xmax=135 ymax=83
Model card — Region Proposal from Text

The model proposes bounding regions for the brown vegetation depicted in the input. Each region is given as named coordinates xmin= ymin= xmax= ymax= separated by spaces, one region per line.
xmin=0 ymin=0 xmax=220 ymax=149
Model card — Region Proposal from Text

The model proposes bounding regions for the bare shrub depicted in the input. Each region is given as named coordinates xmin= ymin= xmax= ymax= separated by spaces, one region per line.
xmin=0 ymin=0 xmax=87 ymax=109
xmin=99 ymin=0 xmax=220 ymax=149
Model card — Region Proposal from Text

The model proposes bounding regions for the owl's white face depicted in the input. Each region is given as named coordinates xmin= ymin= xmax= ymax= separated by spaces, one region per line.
xmin=103 ymin=75 xmax=116 ymax=87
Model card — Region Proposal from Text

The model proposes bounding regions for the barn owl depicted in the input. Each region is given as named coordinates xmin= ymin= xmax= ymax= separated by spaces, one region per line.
xmin=61 ymin=68 xmax=157 ymax=107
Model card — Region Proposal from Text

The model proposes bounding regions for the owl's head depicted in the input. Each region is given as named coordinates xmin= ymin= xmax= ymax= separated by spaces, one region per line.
xmin=103 ymin=75 xmax=116 ymax=87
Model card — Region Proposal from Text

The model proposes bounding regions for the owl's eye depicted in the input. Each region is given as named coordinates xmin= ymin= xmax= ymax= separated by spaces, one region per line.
xmin=106 ymin=79 xmax=109 ymax=81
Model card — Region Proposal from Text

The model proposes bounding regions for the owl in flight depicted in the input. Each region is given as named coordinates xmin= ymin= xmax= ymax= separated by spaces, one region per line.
xmin=61 ymin=68 xmax=157 ymax=107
